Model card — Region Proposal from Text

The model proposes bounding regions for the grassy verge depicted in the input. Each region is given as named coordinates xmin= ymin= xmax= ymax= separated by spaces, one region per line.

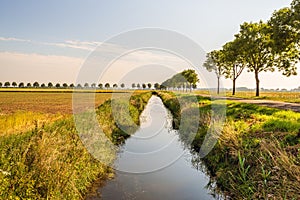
xmin=0 ymin=92 xmax=152 ymax=199
xmin=194 ymin=90 xmax=300 ymax=103
xmin=158 ymin=91 xmax=300 ymax=199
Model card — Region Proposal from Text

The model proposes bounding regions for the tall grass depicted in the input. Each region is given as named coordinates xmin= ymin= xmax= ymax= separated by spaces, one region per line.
xmin=158 ymin=91 xmax=300 ymax=199
xmin=0 ymin=92 xmax=152 ymax=199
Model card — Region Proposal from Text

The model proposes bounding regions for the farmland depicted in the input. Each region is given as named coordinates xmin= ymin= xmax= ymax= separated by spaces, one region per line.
xmin=0 ymin=90 xmax=152 ymax=199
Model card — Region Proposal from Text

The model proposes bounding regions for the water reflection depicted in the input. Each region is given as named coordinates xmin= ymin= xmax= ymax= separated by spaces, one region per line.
xmin=87 ymin=96 xmax=221 ymax=200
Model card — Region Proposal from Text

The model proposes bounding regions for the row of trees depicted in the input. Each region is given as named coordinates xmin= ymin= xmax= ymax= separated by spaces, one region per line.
xmin=161 ymin=69 xmax=199 ymax=92
xmin=204 ymin=0 xmax=300 ymax=96
xmin=0 ymin=81 xmax=163 ymax=90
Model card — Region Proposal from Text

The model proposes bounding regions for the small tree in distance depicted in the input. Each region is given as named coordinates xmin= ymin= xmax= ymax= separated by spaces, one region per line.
xmin=27 ymin=83 xmax=31 ymax=87
xmin=4 ymin=82 xmax=10 ymax=87
xmin=19 ymin=82 xmax=24 ymax=88
xmin=98 ymin=83 xmax=103 ymax=89
xmin=105 ymin=83 xmax=110 ymax=89
xmin=132 ymin=83 xmax=136 ymax=89
xmin=33 ymin=81 xmax=39 ymax=88
xmin=48 ymin=82 xmax=53 ymax=88
xmin=147 ymin=83 xmax=152 ymax=89
xmin=12 ymin=82 xmax=17 ymax=87
xmin=55 ymin=83 xmax=60 ymax=88
xmin=154 ymin=83 xmax=160 ymax=90
xmin=121 ymin=83 xmax=125 ymax=89
xmin=142 ymin=83 xmax=146 ymax=89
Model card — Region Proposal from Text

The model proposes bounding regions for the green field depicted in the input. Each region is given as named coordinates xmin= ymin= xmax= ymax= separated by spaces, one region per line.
xmin=158 ymin=91 xmax=300 ymax=199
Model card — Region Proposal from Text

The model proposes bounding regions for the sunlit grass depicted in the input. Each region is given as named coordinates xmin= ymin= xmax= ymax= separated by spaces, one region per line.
xmin=159 ymin=91 xmax=300 ymax=199
xmin=0 ymin=91 xmax=152 ymax=199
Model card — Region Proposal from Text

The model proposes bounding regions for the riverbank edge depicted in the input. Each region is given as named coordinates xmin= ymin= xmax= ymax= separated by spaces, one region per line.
xmin=0 ymin=92 xmax=152 ymax=199
xmin=157 ymin=91 xmax=300 ymax=200
xmin=84 ymin=91 xmax=153 ymax=199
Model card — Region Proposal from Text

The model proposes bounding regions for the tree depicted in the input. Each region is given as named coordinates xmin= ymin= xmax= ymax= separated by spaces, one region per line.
xmin=132 ymin=83 xmax=136 ymax=89
xmin=181 ymin=69 xmax=199 ymax=92
xmin=41 ymin=83 xmax=46 ymax=88
xmin=91 ymin=83 xmax=96 ymax=88
xmin=0 ymin=82 xmax=2 ymax=87
xmin=63 ymin=83 xmax=68 ymax=88
xmin=268 ymin=4 xmax=299 ymax=77
xmin=105 ymin=83 xmax=110 ymax=89
xmin=113 ymin=84 xmax=118 ymax=88
xmin=121 ymin=83 xmax=125 ymax=88
xmin=147 ymin=83 xmax=152 ymax=89
xmin=55 ymin=83 xmax=60 ymax=88
xmin=70 ymin=83 xmax=75 ymax=88
xmin=18 ymin=82 xmax=24 ymax=88
xmin=12 ymin=82 xmax=17 ymax=87
xmin=137 ymin=83 xmax=141 ymax=89
xmin=27 ymin=83 xmax=31 ymax=87
xmin=221 ymin=40 xmax=246 ymax=95
xmin=204 ymin=50 xmax=225 ymax=94
xmin=154 ymin=83 xmax=160 ymax=90
xmin=48 ymin=82 xmax=53 ymax=88
xmin=142 ymin=83 xmax=146 ymax=89
xmin=98 ymin=83 xmax=103 ymax=89
xmin=4 ymin=82 xmax=10 ymax=87
xmin=235 ymin=21 xmax=297 ymax=96
xmin=77 ymin=84 xmax=82 ymax=88
xmin=84 ymin=83 xmax=89 ymax=88
xmin=33 ymin=81 xmax=39 ymax=88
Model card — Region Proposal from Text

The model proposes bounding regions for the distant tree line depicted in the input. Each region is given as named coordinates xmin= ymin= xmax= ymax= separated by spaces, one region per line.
xmin=204 ymin=0 xmax=300 ymax=96
xmin=0 ymin=81 xmax=162 ymax=90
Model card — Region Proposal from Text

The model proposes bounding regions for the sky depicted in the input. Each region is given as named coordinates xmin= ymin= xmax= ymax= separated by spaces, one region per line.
xmin=0 ymin=0 xmax=299 ymax=89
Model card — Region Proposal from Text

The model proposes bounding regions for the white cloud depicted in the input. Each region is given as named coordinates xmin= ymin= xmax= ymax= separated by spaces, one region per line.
xmin=0 ymin=36 xmax=101 ymax=51
xmin=0 ymin=37 xmax=31 ymax=42
xmin=41 ymin=40 xmax=101 ymax=51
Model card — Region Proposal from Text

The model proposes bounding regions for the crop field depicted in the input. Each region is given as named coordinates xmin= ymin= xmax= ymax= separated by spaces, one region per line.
xmin=0 ymin=91 xmax=112 ymax=114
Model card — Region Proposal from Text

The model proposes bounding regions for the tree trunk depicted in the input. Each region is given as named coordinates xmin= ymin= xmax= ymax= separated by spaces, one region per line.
xmin=232 ymin=78 xmax=236 ymax=95
xmin=255 ymin=71 xmax=260 ymax=97
xmin=217 ymin=77 xmax=220 ymax=94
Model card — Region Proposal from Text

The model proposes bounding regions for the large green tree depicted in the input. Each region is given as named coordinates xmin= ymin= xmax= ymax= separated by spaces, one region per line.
xmin=236 ymin=21 xmax=298 ymax=96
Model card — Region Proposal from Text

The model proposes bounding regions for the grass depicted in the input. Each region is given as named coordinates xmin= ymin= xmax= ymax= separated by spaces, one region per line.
xmin=0 ymin=91 xmax=152 ymax=199
xmin=158 ymin=91 xmax=300 ymax=200
xmin=194 ymin=90 xmax=300 ymax=103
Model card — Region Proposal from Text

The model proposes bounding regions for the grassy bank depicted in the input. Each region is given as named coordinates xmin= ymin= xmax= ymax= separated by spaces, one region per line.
xmin=0 ymin=92 xmax=152 ymax=199
xmin=194 ymin=90 xmax=300 ymax=103
xmin=158 ymin=91 xmax=300 ymax=199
